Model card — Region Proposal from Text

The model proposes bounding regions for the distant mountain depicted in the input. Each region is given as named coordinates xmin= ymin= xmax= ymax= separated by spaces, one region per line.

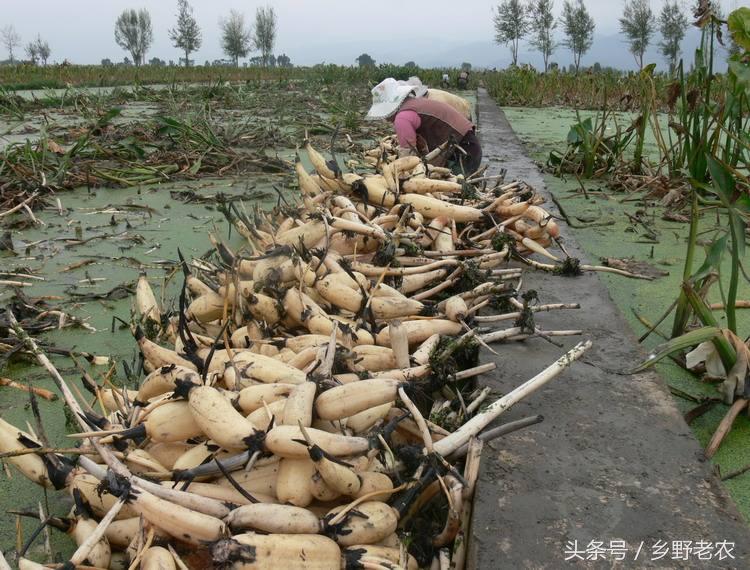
xmin=286 ymin=27 xmax=729 ymax=72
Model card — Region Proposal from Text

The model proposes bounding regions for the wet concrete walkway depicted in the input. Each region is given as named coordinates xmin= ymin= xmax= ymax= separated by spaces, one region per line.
xmin=467 ymin=89 xmax=749 ymax=569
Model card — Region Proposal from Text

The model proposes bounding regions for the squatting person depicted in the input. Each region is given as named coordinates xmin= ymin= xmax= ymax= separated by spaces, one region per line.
xmin=458 ymin=69 xmax=469 ymax=89
xmin=365 ymin=78 xmax=482 ymax=175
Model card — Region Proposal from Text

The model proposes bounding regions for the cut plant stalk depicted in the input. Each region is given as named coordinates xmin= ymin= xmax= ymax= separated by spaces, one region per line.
xmin=521 ymin=257 xmax=653 ymax=280
xmin=705 ymin=399 xmax=749 ymax=459
xmin=448 ymin=415 xmax=544 ymax=461
xmin=433 ymin=341 xmax=592 ymax=456
xmin=67 ymin=496 xmax=126 ymax=567
xmin=449 ymin=438 xmax=483 ymax=570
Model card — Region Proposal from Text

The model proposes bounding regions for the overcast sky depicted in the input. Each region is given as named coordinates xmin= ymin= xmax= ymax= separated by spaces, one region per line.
xmin=1 ymin=0 xmax=747 ymax=66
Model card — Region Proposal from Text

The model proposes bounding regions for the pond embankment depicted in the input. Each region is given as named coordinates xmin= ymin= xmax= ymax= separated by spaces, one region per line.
xmin=468 ymin=89 xmax=749 ymax=569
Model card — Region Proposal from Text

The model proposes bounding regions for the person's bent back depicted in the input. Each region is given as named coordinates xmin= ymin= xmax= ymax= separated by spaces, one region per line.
xmin=394 ymin=97 xmax=481 ymax=175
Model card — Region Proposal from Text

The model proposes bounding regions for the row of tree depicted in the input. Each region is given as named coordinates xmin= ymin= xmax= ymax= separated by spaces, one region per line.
xmin=493 ymin=0 xmax=689 ymax=73
xmin=100 ymin=54 xmax=293 ymax=68
xmin=113 ymin=1 xmax=279 ymax=67
xmin=1 ymin=25 xmax=51 ymax=65
xmin=620 ymin=0 xmax=688 ymax=72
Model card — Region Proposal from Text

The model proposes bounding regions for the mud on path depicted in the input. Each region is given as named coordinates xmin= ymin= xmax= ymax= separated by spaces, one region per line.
xmin=468 ymin=89 xmax=749 ymax=569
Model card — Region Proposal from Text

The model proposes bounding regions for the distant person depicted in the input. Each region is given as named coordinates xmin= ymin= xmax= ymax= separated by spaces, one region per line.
xmin=458 ymin=69 xmax=469 ymax=89
xmin=366 ymin=78 xmax=482 ymax=175
xmin=441 ymin=73 xmax=450 ymax=88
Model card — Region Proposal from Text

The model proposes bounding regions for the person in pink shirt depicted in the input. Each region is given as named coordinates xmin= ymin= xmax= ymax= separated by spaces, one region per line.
xmin=365 ymin=78 xmax=482 ymax=175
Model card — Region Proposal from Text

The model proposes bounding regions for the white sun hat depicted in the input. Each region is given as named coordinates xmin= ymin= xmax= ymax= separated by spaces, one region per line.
xmin=403 ymin=76 xmax=428 ymax=98
xmin=365 ymin=78 xmax=418 ymax=120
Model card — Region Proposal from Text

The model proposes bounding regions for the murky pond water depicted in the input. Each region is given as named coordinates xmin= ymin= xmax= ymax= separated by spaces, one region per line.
xmin=1 ymin=102 xmax=163 ymax=151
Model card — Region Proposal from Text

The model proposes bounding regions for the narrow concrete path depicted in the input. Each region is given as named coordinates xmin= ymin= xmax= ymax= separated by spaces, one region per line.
xmin=467 ymin=89 xmax=749 ymax=569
